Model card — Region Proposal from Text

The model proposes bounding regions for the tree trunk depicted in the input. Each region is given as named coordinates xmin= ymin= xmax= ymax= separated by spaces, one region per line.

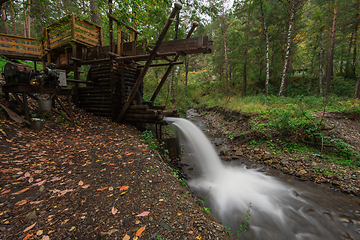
xmin=170 ymin=10 xmax=180 ymax=100
xmin=260 ymin=3 xmax=270 ymax=95
xmin=325 ymin=12 xmax=331 ymax=81
xmin=319 ymin=31 xmax=324 ymax=97
xmin=10 ymin=2 xmax=16 ymax=35
xmin=27 ymin=0 xmax=31 ymax=38
xmin=222 ymin=10 xmax=229 ymax=98
xmin=242 ymin=15 xmax=250 ymax=97
xmin=354 ymin=0 xmax=359 ymax=76
xmin=23 ymin=0 xmax=27 ymax=37
xmin=279 ymin=0 xmax=295 ymax=97
xmin=326 ymin=2 xmax=338 ymax=96
xmin=90 ymin=0 xmax=100 ymax=25
xmin=1 ymin=9 xmax=9 ymax=34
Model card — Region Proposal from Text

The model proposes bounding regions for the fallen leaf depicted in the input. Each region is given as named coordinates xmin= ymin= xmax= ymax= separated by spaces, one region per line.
xmin=24 ymin=172 xmax=30 ymax=178
xmin=97 ymin=187 xmax=108 ymax=191
xmin=61 ymin=219 xmax=69 ymax=225
xmin=41 ymin=235 xmax=50 ymax=240
xmin=111 ymin=206 xmax=118 ymax=215
xmin=31 ymin=180 xmax=46 ymax=187
xmin=78 ymin=180 xmax=84 ymax=186
xmin=101 ymin=229 xmax=118 ymax=235
xmin=1 ymin=189 xmax=10 ymax=195
xmin=30 ymin=200 xmax=43 ymax=204
xmin=122 ymin=234 xmax=130 ymax=240
xmin=22 ymin=233 xmax=34 ymax=240
xmin=120 ymin=191 xmax=128 ymax=196
xmin=136 ymin=226 xmax=145 ymax=237
xmin=23 ymin=222 xmax=36 ymax=232
xmin=36 ymin=230 xmax=43 ymax=235
xmin=15 ymin=199 xmax=27 ymax=206
xmin=11 ymin=188 xmax=29 ymax=195
xmin=50 ymin=177 xmax=62 ymax=182
xmin=136 ymin=211 xmax=150 ymax=217
xmin=11 ymin=182 xmax=21 ymax=185
xmin=69 ymin=226 xmax=76 ymax=231
xmin=120 ymin=186 xmax=129 ymax=191
xmin=126 ymin=152 xmax=133 ymax=156
xmin=135 ymin=220 xmax=140 ymax=224
xmin=159 ymin=199 xmax=164 ymax=202
xmin=109 ymin=186 xmax=114 ymax=191
xmin=82 ymin=184 xmax=90 ymax=189
xmin=28 ymin=178 xmax=34 ymax=183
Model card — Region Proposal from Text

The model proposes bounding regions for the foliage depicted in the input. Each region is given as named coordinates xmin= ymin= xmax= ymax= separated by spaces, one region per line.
xmin=238 ymin=202 xmax=252 ymax=236
xmin=141 ymin=130 xmax=158 ymax=150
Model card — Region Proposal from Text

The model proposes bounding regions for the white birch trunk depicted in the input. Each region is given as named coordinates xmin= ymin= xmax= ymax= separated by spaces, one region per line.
xmin=279 ymin=0 xmax=295 ymax=97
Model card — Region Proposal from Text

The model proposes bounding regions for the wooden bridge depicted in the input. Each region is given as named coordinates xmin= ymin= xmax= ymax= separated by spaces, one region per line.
xmin=0 ymin=3 xmax=212 ymax=125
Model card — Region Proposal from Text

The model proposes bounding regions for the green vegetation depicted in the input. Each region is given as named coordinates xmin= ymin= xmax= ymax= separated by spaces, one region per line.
xmin=141 ymin=130 xmax=159 ymax=150
xmin=238 ymin=203 xmax=252 ymax=236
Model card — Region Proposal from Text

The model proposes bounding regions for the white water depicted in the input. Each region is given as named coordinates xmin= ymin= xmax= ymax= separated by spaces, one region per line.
xmin=165 ymin=117 xmax=338 ymax=240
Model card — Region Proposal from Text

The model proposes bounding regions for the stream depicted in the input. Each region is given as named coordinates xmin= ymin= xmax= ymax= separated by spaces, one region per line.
xmin=168 ymin=109 xmax=360 ymax=240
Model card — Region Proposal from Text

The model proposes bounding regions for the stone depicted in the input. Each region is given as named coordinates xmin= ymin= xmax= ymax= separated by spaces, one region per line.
xmin=26 ymin=210 xmax=37 ymax=220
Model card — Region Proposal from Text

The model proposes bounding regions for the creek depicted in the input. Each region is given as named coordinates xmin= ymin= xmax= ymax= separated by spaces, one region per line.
xmin=165 ymin=109 xmax=360 ymax=240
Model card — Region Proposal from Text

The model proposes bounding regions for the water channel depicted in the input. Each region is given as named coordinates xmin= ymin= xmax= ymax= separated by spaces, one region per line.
xmin=166 ymin=109 xmax=360 ymax=240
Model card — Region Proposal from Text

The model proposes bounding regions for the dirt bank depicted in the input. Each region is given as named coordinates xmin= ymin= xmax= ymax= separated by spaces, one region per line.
xmin=196 ymin=106 xmax=360 ymax=197
xmin=0 ymin=103 xmax=231 ymax=240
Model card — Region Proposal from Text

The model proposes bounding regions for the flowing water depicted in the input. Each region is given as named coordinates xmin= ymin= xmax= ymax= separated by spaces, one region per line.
xmin=165 ymin=111 xmax=360 ymax=240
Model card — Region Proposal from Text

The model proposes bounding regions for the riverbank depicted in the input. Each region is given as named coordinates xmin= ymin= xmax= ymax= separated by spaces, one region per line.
xmin=196 ymin=106 xmax=360 ymax=197
xmin=0 ymin=105 xmax=231 ymax=240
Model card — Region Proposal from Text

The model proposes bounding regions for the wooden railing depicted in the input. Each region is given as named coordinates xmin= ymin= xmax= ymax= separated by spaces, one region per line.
xmin=45 ymin=15 xmax=103 ymax=50
xmin=0 ymin=33 xmax=43 ymax=57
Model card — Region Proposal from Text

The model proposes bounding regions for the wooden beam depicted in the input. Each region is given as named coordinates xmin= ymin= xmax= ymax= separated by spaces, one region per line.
xmin=107 ymin=13 xmax=141 ymax=35
xmin=137 ymin=61 xmax=183 ymax=68
xmin=116 ymin=2 xmax=183 ymax=122
xmin=110 ymin=51 xmax=177 ymax=61
xmin=150 ymin=21 xmax=198 ymax=102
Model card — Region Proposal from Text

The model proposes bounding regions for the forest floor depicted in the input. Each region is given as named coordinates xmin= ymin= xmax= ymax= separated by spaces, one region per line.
xmin=0 ymin=99 xmax=231 ymax=240
xmin=196 ymin=106 xmax=360 ymax=197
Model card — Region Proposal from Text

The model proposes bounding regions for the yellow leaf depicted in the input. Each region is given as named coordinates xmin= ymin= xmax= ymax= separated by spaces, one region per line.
xmin=69 ymin=226 xmax=76 ymax=231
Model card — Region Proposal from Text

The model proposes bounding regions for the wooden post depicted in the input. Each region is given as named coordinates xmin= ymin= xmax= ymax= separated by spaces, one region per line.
xmin=71 ymin=15 xmax=76 ymax=41
xmin=23 ymin=92 xmax=30 ymax=121
xmin=116 ymin=2 xmax=182 ymax=122
xmin=117 ymin=24 xmax=121 ymax=55
xmin=109 ymin=0 xmax=113 ymax=52
xmin=73 ymin=42 xmax=79 ymax=107
xmin=67 ymin=93 xmax=74 ymax=122
xmin=46 ymin=28 xmax=51 ymax=64
xmin=150 ymin=21 xmax=198 ymax=102
xmin=99 ymin=27 xmax=104 ymax=46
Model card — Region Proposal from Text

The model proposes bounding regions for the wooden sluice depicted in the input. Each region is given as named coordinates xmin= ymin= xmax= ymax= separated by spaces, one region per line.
xmin=0 ymin=2 xmax=211 ymax=126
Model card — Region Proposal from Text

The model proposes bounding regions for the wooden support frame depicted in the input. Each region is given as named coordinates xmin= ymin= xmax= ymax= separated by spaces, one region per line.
xmin=150 ymin=21 xmax=199 ymax=102
xmin=116 ymin=2 xmax=183 ymax=122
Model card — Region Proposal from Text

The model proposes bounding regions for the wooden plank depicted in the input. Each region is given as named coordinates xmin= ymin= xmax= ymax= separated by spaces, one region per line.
xmin=0 ymin=40 xmax=40 ymax=49
xmin=75 ymin=24 xmax=99 ymax=36
xmin=0 ymin=46 xmax=41 ymax=55
xmin=75 ymin=18 xmax=101 ymax=29
xmin=0 ymin=33 xmax=38 ymax=42
xmin=50 ymin=33 xmax=71 ymax=44
xmin=49 ymin=24 xmax=71 ymax=39
xmin=50 ymin=39 xmax=71 ymax=49
xmin=75 ymin=32 xmax=99 ymax=43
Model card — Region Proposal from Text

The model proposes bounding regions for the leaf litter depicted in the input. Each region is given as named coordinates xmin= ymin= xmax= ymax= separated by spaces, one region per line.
xmin=0 ymin=109 xmax=231 ymax=239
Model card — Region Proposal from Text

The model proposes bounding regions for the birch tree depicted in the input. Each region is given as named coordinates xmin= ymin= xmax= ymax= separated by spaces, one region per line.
xmin=279 ymin=0 xmax=295 ymax=96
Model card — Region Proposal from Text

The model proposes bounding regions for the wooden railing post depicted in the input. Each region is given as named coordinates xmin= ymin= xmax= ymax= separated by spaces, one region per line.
xmin=116 ymin=2 xmax=183 ymax=122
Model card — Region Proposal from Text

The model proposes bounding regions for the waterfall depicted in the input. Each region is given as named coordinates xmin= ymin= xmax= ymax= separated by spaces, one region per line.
xmin=165 ymin=117 xmax=336 ymax=240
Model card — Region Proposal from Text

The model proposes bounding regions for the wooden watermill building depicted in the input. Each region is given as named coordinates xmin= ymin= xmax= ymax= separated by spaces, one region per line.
xmin=0 ymin=3 xmax=212 ymax=125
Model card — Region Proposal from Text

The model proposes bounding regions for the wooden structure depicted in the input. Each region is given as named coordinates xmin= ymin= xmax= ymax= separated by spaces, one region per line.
xmin=0 ymin=3 xmax=212 ymax=125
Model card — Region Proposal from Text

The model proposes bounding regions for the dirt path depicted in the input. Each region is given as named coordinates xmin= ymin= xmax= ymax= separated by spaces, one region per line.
xmin=0 ymin=108 xmax=230 ymax=240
